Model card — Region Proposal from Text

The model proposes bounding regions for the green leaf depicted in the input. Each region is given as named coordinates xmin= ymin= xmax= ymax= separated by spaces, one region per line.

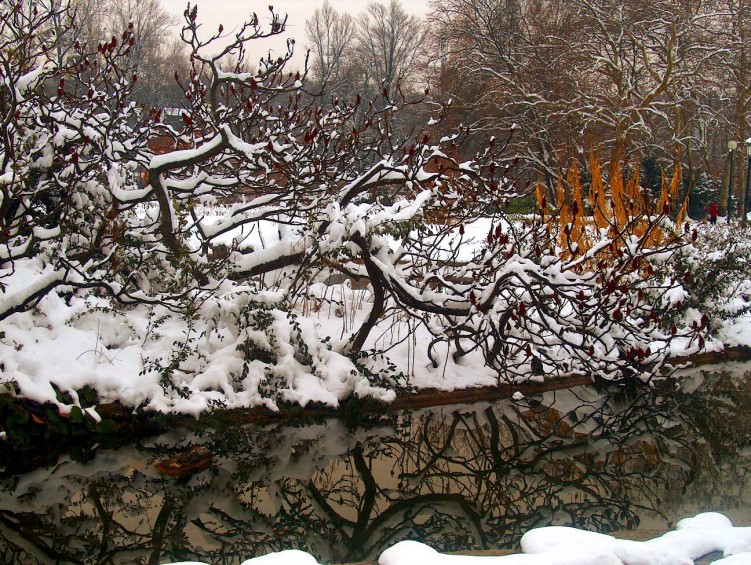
xmin=96 ymin=419 xmax=118 ymax=434
xmin=48 ymin=418 xmax=68 ymax=436
xmin=69 ymin=406 xmax=85 ymax=424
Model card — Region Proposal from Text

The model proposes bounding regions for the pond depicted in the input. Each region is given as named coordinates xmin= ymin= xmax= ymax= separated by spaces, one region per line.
xmin=2 ymin=364 xmax=751 ymax=565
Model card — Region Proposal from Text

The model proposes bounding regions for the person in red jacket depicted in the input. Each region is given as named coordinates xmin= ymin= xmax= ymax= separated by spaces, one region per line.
xmin=709 ymin=201 xmax=719 ymax=224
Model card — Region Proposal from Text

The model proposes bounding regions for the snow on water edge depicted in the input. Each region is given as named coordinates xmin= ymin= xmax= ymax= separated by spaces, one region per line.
xmin=161 ymin=512 xmax=751 ymax=565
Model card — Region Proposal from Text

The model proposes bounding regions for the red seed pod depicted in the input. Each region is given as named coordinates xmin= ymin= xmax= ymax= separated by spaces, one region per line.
xmin=698 ymin=336 xmax=705 ymax=348
xmin=469 ymin=291 xmax=476 ymax=305
xmin=519 ymin=302 xmax=526 ymax=316
xmin=692 ymin=230 xmax=698 ymax=242
xmin=701 ymin=314 xmax=709 ymax=328
xmin=459 ymin=224 xmax=465 ymax=235
xmin=612 ymin=309 xmax=622 ymax=321
xmin=671 ymin=324 xmax=677 ymax=336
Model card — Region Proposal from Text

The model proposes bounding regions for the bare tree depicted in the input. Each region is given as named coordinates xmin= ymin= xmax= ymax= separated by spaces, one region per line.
xmin=305 ymin=0 xmax=356 ymax=93
xmin=70 ymin=0 xmax=177 ymax=106
xmin=355 ymin=0 xmax=429 ymax=96
xmin=108 ymin=0 xmax=177 ymax=104
xmin=429 ymin=0 xmax=727 ymax=194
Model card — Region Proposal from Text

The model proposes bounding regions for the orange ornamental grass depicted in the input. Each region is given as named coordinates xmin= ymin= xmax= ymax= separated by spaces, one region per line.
xmin=589 ymin=149 xmax=609 ymax=230
xmin=555 ymin=161 xmax=591 ymax=258
xmin=546 ymin=151 xmax=685 ymax=265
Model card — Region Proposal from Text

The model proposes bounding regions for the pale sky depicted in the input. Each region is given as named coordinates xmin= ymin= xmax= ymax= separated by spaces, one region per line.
xmin=161 ymin=0 xmax=431 ymax=71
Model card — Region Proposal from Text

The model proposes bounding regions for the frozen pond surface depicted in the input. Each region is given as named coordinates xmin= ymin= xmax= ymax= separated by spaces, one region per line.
xmin=1 ymin=364 xmax=751 ymax=564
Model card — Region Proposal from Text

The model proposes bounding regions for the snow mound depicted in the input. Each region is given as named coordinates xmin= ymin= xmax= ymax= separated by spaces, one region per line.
xmin=162 ymin=512 xmax=751 ymax=565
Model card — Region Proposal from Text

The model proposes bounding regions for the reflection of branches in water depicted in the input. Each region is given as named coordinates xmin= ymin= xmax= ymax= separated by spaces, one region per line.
xmin=1 ymin=377 xmax=748 ymax=564
xmin=189 ymin=385 xmax=702 ymax=562
xmin=0 ymin=476 xmax=167 ymax=564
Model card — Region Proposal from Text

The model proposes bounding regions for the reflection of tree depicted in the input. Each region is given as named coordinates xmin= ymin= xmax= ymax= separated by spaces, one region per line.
xmin=1 ymin=373 xmax=751 ymax=564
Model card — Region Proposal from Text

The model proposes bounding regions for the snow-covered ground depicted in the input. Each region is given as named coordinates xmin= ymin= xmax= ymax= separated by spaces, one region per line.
xmin=0 ymin=214 xmax=500 ymax=415
xmin=164 ymin=512 xmax=751 ymax=565
xmin=0 ymin=217 xmax=750 ymax=417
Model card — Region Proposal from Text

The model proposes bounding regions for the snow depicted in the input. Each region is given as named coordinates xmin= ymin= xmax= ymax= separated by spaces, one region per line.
xmin=1 ymin=215 xmax=751 ymax=419
xmin=159 ymin=512 xmax=751 ymax=565
xmin=167 ymin=549 xmax=319 ymax=565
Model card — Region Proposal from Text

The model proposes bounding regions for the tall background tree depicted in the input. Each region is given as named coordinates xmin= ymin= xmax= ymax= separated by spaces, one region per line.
xmin=306 ymin=0 xmax=428 ymax=101
xmin=427 ymin=0 xmax=731 ymax=200
xmin=305 ymin=0 xmax=356 ymax=96
xmin=71 ymin=0 xmax=184 ymax=106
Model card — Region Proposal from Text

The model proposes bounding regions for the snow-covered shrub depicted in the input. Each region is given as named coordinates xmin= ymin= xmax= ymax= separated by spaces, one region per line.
xmin=0 ymin=1 xmax=714 ymax=416
xmin=671 ymin=223 xmax=751 ymax=333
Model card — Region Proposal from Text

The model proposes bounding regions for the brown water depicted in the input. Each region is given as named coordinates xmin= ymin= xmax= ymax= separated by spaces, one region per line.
xmin=1 ymin=364 xmax=751 ymax=564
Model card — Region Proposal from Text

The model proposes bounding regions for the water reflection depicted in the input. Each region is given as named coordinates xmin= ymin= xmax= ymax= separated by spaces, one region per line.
xmin=2 ymin=366 xmax=751 ymax=564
